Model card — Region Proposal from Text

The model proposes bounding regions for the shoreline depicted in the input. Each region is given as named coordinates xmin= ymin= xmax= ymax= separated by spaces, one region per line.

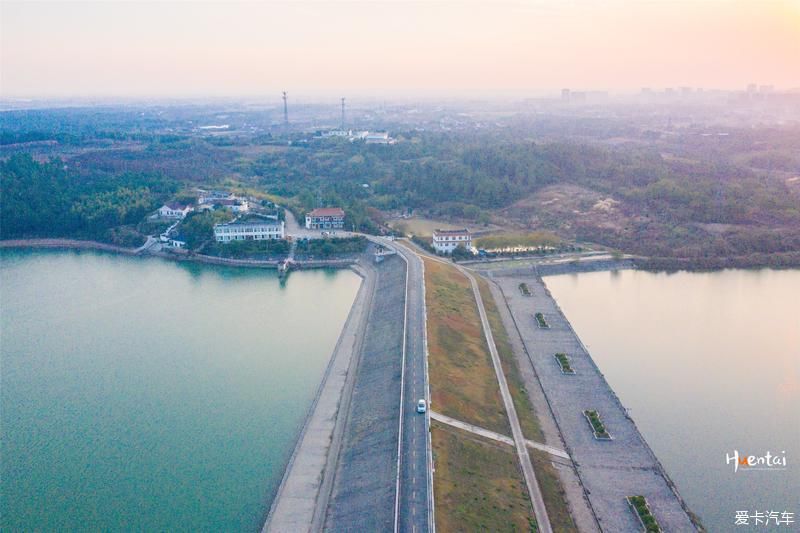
xmin=0 ymin=238 xmax=356 ymax=270
xmin=263 ymin=258 xmax=378 ymax=532
xmin=491 ymin=269 xmax=699 ymax=531
xmin=0 ymin=238 xmax=140 ymax=255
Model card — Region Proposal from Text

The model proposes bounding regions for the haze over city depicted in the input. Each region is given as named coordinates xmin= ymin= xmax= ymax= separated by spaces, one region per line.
xmin=2 ymin=0 xmax=800 ymax=98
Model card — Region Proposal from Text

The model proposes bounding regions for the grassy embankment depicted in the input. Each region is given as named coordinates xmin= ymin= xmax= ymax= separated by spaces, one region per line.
xmin=432 ymin=421 xmax=536 ymax=532
xmin=474 ymin=231 xmax=561 ymax=251
xmin=423 ymin=257 xmax=530 ymax=530
xmin=425 ymin=258 xmax=509 ymax=435
xmin=389 ymin=217 xmax=463 ymax=237
xmin=476 ymin=278 xmax=578 ymax=533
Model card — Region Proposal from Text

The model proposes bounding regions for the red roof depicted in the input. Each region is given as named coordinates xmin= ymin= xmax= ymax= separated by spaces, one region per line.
xmin=309 ymin=207 xmax=345 ymax=217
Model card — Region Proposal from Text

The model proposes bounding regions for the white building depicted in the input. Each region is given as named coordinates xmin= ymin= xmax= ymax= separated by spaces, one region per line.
xmin=432 ymin=228 xmax=472 ymax=254
xmin=157 ymin=203 xmax=193 ymax=219
xmin=305 ymin=207 xmax=345 ymax=230
xmin=198 ymin=190 xmax=234 ymax=204
xmin=167 ymin=236 xmax=186 ymax=249
xmin=214 ymin=198 xmax=250 ymax=213
xmin=365 ymin=132 xmax=391 ymax=144
xmin=214 ymin=215 xmax=285 ymax=242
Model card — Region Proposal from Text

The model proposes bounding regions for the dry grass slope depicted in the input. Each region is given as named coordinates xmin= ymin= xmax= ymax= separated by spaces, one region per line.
xmin=432 ymin=421 xmax=536 ymax=532
xmin=477 ymin=278 xmax=544 ymax=442
xmin=423 ymin=257 xmax=510 ymax=435
xmin=529 ymin=450 xmax=578 ymax=533
xmin=477 ymin=277 xmax=578 ymax=533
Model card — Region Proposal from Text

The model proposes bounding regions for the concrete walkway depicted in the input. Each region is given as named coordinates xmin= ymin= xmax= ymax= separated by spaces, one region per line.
xmin=263 ymin=262 xmax=375 ymax=533
xmin=493 ymin=272 xmax=698 ymax=532
xmin=454 ymin=261 xmax=554 ymax=533
xmin=429 ymin=410 xmax=570 ymax=460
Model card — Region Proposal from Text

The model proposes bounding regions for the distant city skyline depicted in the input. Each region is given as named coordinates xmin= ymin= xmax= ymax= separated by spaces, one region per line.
xmin=2 ymin=0 xmax=799 ymax=98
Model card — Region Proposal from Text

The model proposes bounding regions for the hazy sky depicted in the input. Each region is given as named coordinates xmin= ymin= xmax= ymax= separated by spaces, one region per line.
xmin=2 ymin=0 xmax=799 ymax=98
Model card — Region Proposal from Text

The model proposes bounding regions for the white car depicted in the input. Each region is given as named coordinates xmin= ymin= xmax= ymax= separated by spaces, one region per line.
xmin=416 ymin=399 xmax=427 ymax=413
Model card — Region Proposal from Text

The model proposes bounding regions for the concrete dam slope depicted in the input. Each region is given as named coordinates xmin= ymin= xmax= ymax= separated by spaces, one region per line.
xmin=263 ymin=260 xmax=375 ymax=533
xmin=491 ymin=271 xmax=697 ymax=532
xmin=323 ymin=255 xmax=407 ymax=531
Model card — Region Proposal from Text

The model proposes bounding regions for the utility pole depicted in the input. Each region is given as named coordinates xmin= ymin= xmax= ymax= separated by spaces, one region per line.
xmin=282 ymin=91 xmax=289 ymax=129
xmin=340 ymin=97 xmax=346 ymax=130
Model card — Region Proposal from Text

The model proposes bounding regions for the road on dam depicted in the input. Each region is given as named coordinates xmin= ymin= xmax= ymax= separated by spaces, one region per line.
xmin=323 ymin=242 xmax=432 ymax=532
xmin=393 ymin=242 xmax=434 ymax=533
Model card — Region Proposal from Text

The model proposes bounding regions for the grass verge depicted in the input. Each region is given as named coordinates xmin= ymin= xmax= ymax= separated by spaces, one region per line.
xmin=423 ymin=257 xmax=510 ymax=435
xmin=432 ymin=421 xmax=536 ymax=532
xmin=477 ymin=276 xmax=579 ymax=532
xmin=529 ymin=450 xmax=579 ymax=532
xmin=477 ymin=277 xmax=543 ymax=442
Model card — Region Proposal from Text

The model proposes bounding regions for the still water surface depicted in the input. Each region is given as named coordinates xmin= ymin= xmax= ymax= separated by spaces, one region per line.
xmin=544 ymin=269 xmax=800 ymax=531
xmin=1 ymin=250 xmax=360 ymax=531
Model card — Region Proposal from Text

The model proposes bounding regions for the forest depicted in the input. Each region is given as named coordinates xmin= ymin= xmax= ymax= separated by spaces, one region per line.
xmin=2 ymin=104 xmax=799 ymax=268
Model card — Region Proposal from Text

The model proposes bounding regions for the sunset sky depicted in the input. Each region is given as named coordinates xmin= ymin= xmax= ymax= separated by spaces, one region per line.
xmin=2 ymin=0 xmax=799 ymax=98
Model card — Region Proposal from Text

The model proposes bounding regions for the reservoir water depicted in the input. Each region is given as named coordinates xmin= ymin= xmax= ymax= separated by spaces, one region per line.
xmin=1 ymin=250 xmax=361 ymax=531
xmin=544 ymin=269 xmax=800 ymax=531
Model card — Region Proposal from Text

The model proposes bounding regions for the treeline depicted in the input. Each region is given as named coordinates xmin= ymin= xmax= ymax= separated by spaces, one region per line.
xmin=0 ymin=153 xmax=176 ymax=241
xmin=295 ymin=236 xmax=367 ymax=259
xmin=250 ymin=134 xmax=586 ymax=210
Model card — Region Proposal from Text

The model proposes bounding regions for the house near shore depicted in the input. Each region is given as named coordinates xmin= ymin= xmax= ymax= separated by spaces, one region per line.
xmin=198 ymin=191 xmax=249 ymax=213
xmin=198 ymin=190 xmax=234 ymax=204
xmin=213 ymin=198 xmax=250 ymax=213
xmin=157 ymin=203 xmax=193 ymax=219
xmin=166 ymin=235 xmax=187 ymax=249
xmin=432 ymin=228 xmax=472 ymax=254
xmin=305 ymin=207 xmax=345 ymax=230
xmin=213 ymin=214 xmax=285 ymax=242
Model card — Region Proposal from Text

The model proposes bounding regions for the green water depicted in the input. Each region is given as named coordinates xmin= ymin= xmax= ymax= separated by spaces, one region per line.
xmin=1 ymin=250 xmax=361 ymax=531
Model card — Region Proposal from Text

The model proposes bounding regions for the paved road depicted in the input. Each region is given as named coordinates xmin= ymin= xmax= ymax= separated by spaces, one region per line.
xmin=391 ymin=242 xmax=434 ymax=533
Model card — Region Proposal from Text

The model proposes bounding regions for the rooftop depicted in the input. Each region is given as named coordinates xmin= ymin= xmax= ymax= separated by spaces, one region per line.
xmin=215 ymin=214 xmax=282 ymax=227
xmin=433 ymin=228 xmax=470 ymax=236
xmin=308 ymin=207 xmax=345 ymax=217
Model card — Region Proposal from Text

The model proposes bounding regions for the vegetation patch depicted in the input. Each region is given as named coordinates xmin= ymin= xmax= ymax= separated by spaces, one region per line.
xmin=534 ymin=312 xmax=550 ymax=329
xmin=422 ymin=256 xmax=510 ymax=435
xmin=477 ymin=277 xmax=578 ymax=531
xmin=583 ymin=410 xmax=611 ymax=440
xmin=203 ymin=239 xmax=290 ymax=259
xmin=431 ymin=421 xmax=536 ymax=532
xmin=627 ymin=496 xmax=662 ymax=533
xmin=529 ymin=450 xmax=579 ymax=532
xmin=294 ymin=236 xmax=367 ymax=259
xmin=518 ymin=282 xmax=532 ymax=296
xmin=475 ymin=231 xmax=561 ymax=251
xmin=554 ymin=353 xmax=575 ymax=375
xmin=389 ymin=217 xmax=462 ymax=237
xmin=477 ymin=278 xmax=543 ymax=441
xmin=411 ymin=234 xmax=436 ymax=254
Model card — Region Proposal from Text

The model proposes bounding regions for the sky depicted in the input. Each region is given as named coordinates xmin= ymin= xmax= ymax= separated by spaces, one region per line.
xmin=1 ymin=0 xmax=799 ymax=99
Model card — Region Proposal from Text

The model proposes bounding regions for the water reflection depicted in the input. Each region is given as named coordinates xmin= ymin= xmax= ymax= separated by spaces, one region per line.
xmin=544 ymin=268 xmax=800 ymax=531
